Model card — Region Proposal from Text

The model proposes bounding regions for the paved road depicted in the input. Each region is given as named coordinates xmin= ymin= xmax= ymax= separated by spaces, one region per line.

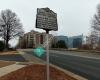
xmin=0 ymin=54 xmax=26 ymax=62
xmin=24 ymin=50 xmax=100 ymax=80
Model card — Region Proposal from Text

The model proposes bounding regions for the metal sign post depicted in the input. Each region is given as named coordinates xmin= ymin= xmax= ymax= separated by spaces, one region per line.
xmin=46 ymin=30 xmax=49 ymax=80
xmin=35 ymin=7 xmax=58 ymax=80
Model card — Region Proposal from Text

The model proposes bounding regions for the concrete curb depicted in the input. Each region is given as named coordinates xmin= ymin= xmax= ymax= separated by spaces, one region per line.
xmin=32 ymin=55 xmax=87 ymax=80
xmin=18 ymin=50 xmax=88 ymax=80
xmin=50 ymin=64 xmax=87 ymax=80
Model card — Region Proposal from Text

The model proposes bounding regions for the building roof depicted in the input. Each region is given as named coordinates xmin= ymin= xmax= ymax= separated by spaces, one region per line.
xmin=24 ymin=30 xmax=40 ymax=36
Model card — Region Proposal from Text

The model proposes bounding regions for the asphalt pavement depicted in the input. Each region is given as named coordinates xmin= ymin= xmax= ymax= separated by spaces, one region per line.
xmin=0 ymin=54 xmax=26 ymax=62
xmin=24 ymin=50 xmax=100 ymax=80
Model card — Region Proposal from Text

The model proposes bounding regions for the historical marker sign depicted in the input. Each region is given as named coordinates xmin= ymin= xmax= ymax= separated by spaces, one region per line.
xmin=35 ymin=7 xmax=58 ymax=80
xmin=36 ymin=7 xmax=58 ymax=31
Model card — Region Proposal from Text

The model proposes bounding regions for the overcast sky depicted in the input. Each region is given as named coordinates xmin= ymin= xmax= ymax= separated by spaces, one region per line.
xmin=0 ymin=0 xmax=100 ymax=36
xmin=0 ymin=0 xmax=100 ymax=46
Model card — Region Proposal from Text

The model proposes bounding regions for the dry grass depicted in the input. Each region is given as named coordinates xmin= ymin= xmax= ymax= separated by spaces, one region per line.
xmin=0 ymin=64 xmax=77 ymax=80
xmin=0 ymin=51 xmax=18 ymax=55
xmin=0 ymin=61 xmax=15 ymax=68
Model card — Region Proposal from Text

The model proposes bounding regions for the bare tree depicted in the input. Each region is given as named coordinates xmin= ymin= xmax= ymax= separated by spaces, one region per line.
xmin=0 ymin=9 xmax=24 ymax=49
xmin=91 ymin=4 xmax=100 ymax=32
xmin=90 ymin=4 xmax=100 ymax=49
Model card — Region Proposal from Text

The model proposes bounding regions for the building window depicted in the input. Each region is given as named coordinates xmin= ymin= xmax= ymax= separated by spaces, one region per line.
xmin=40 ymin=35 xmax=43 ymax=44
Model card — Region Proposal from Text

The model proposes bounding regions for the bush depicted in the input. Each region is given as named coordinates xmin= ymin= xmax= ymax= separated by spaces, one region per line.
xmin=96 ymin=45 xmax=100 ymax=50
xmin=81 ymin=44 xmax=92 ymax=50
xmin=0 ymin=41 xmax=4 ymax=51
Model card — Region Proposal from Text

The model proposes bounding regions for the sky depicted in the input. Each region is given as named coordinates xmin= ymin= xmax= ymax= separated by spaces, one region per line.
xmin=0 ymin=0 xmax=100 ymax=46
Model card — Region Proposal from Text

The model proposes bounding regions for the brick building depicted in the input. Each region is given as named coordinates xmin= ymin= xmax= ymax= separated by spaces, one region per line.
xmin=18 ymin=30 xmax=53 ymax=48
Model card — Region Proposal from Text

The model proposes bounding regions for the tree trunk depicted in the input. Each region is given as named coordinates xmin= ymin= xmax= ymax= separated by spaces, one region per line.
xmin=5 ymin=39 xmax=9 ymax=50
xmin=5 ymin=25 xmax=9 ymax=50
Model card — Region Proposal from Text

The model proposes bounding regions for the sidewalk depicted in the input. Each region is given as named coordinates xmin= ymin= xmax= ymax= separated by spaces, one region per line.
xmin=19 ymin=51 xmax=45 ymax=63
xmin=0 ymin=63 xmax=26 ymax=77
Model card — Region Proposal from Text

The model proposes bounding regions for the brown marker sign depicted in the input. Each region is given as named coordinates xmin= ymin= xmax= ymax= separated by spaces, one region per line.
xmin=36 ymin=7 xmax=58 ymax=31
